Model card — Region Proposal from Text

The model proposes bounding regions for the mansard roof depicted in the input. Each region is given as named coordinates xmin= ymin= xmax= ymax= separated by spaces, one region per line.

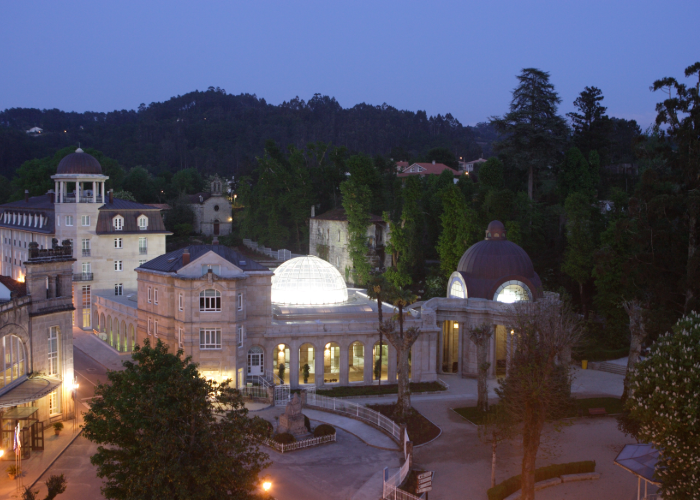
xmin=139 ymin=245 xmax=268 ymax=274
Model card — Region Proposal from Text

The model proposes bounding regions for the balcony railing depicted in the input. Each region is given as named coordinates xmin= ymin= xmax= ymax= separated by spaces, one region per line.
xmin=61 ymin=196 xmax=104 ymax=204
xmin=82 ymin=249 xmax=91 ymax=257
xmin=72 ymin=273 xmax=93 ymax=282
xmin=139 ymin=247 xmax=148 ymax=255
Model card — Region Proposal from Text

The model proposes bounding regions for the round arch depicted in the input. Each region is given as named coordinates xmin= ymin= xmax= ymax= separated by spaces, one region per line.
xmin=0 ymin=334 xmax=28 ymax=387
xmin=373 ymin=340 xmax=388 ymax=381
xmin=323 ymin=342 xmax=340 ymax=384
xmin=298 ymin=343 xmax=316 ymax=385
xmin=348 ymin=341 xmax=365 ymax=383
xmin=493 ymin=280 xmax=533 ymax=303
xmin=275 ymin=344 xmax=290 ymax=384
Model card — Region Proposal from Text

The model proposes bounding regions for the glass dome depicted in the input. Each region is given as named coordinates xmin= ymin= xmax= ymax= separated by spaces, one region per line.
xmin=271 ymin=256 xmax=348 ymax=305
xmin=494 ymin=280 xmax=532 ymax=303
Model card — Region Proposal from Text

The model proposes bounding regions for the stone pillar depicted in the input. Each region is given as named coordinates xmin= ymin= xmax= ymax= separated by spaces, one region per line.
xmin=289 ymin=341 xmax=299 ymax=389
xmin=315 ymin=343 xmax=324 ymax=387
xmin=457 ymin=321 xmax=463 ymax=377
xmin=489 ymin=331 xmax=496 ymax=377
xmin=92 ymin=181 xmax=97 ymax=203
xmin=55 ymin=182 xmax=59 ymax=203
xmin=339 ymin=342 xmax=349 ymax=385
xmin=101 ymin=182 xmax=105 ymax=202
xmin=437 ymin=321 xmax=444 ymax=374
xmin=387 ymin=342 xmax=397 ymax=383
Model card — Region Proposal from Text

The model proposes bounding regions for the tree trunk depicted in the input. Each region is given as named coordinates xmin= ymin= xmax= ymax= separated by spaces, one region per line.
xmin=520 ymin=411 xmax=543 ymax=500
xmin=579 ymin=282 xmax=587 ymax=319
xmin=491 ymin=436 xmax=497 ymax=488
xmin=396 ymin=343 xmax=411 ymax=419
xmin=622 ymin=300 xmax=646 ymax=399
xmin=528 ymin=164 xmax=534 ymax=200
xmin=378 ymin=292 xmax=383 ymax=387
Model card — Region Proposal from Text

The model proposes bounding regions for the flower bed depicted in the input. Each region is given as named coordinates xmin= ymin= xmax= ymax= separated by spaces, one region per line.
xmin=366 ymin=403 xmax=440 ymax=446
xmin=487 ymin=461 xmax=596 ymax=500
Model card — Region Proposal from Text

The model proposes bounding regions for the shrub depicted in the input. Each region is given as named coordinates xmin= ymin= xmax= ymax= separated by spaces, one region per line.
xmin=7 ymin=464 xmax=18 ymax=476
xmin=272 ymin=432 xmax=296 ymax=444
xmin=487 ymin=461 xmax=596 ymax=500
xmin=313 ymin=424 xmax=336 ymax=437
xmin=304 ymin=415 xmax=311 ymax=432
xmin=53 ymin=422 xmax=64 ymax=432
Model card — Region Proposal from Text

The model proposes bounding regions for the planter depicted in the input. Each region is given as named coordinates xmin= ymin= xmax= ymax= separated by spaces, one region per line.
xmin=55 ymin=430 xmax=61 ymax=436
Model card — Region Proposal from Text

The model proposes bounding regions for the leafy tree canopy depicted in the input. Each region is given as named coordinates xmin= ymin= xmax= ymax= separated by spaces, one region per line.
xmin=82 ymin=340 xmax=270 ymax=500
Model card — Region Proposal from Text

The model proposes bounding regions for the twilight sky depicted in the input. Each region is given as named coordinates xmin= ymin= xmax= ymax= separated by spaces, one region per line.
xmin=1 ymin=1 xmax=698 ymax=128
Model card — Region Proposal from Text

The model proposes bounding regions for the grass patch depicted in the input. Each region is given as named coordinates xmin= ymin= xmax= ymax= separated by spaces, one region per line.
xmin=573 ymin=346 xmax=628 ymax=362
xmin=487 ymin=461 xmax=596 ymax=500
xmin=367 ymin=403 xmax=440 ymax=445
xmin=454 ymin=397 xmax=623 ymax=425
xmin=316 ymin=381 xmax=445 ymax=398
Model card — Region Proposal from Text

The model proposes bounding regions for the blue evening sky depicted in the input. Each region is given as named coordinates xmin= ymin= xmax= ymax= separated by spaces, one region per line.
xmin=1 ymin=1 xmax=697 ymax=128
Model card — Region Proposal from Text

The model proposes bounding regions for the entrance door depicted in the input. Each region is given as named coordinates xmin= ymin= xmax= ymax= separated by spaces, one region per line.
xmin=31 ymin=421 xmax=44 ymax=450
xmin=247 ymin=347 xmax=264 ymax=376
xmin=213 ymin=220 xmax=220 ymax=236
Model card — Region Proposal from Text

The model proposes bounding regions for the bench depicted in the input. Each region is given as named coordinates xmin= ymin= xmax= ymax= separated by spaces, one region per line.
xmin=588 ymin=408 xmax=607 ymax=417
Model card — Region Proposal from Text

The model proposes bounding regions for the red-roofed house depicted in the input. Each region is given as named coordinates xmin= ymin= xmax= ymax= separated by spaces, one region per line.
xmin=397 ymin=161 xmax=459 ymax=179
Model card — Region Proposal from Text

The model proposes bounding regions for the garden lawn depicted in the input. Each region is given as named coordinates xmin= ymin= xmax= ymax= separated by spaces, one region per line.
xmin=367 ymin=403 xmax=440 ymax=445
xmin=454 ymin=397 xmax=624 ymax=425
xmin=316 ymin=381 xmax=445 ymax=398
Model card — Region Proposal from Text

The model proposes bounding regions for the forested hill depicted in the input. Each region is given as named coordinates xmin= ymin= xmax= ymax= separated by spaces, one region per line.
xmin=0 ymin=87 xmax=495 ymax=178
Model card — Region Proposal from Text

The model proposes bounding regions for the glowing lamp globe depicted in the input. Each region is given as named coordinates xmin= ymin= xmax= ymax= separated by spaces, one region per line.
xmin=271 ymin=256 xmax=348 ymax=305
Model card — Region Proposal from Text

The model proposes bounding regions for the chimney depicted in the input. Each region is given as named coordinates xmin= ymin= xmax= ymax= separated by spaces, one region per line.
xmin=212 ymin=236 xmax=219 ymax=245
xmin=182 ymin=248 xmax=190 ymax=265
xmin=25 ymin=190 xmax=29 ymax=203
xmin=109 ymin=189 xmax=114 ymax=204
xmin=311 ymin=205 xmax=315 ymax=218
xmin=47 ymin=190 xmax=55 ymax=203
xmin=432 ymin=160 xmax=436 ymax=165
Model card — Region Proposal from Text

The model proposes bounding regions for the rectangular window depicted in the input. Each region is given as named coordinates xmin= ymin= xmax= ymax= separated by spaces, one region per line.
xmin=179 ymin=293 xmax=183 ymax=311
xmin=114 ymin=238 xmax=122 ymax=249
xmin=148 ymin=318 xmax=152 ymax=335
xmin=82 ymin=285 xmax=91 ymax=307
xmin=114 ymin=217 xmax=123 ymax=231
xmin=115 ymin=283 xmax=123 ymax=296
xmin=139 ymin=259 xmax=147 ymax=266
xmin=237 ymin=293 xmax=243 ymax=311
xmin=148 ymin=287 xmax=152 ymax=303
xmin=81 ymin=215 xmax=90 ymax=226
xmin=199 ymin=289 xmax=221 ymax=312
xmin=115 ymin=260 xmax=123 ymax=271
xmin=82 ymin=285 xmax=91 ymax=328
xmin=237 ymin=326 xmax=243 ymax=347
xmin=65 ymin=215 xmax=73 ymax=226
xmin=201 ymin=264 xmax=221 ymax=275
xmin=139 ymin=237 xmax=147 ymax=255
xmin=82 ymin=262 xmax=91 ymax=274
xmin=199 ymin=328 xmax=221 ymax=349
xmin=81 ymin=238 xmax=90 ymax=257
xmin=48 ymin=390 xmax=60 ymax=416
xmin=178 ymin=328 xmax=183 ymax=347
xmin=154 ymin=288 xmax=158 ymax=304
xmin=48 ymin=326 xmax=59 ymax=376
xmin=154 ymin=320 xmax=158 ymax=337
xmin=138 ymin=216 xmax=148 ymax=230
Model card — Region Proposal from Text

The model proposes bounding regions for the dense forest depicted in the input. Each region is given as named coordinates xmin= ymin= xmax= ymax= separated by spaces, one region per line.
xmin=0 ymin=88 xmax=495 ymax=180
xmin=2 ymin=62 xmax=698 ymax=360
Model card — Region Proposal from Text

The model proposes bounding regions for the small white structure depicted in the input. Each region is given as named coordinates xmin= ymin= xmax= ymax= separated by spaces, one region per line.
xmin=26 ymin=127 xmax=43 ymax=136
xmin=272 ymin=256 xmax=348 ymax=305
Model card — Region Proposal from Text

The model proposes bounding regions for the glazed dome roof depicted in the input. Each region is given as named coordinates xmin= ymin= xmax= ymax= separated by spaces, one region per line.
xmin=56 ymin=148 xmax=103 ymax=175
xmin=271 ymin=255 xmax=348 ymax=305
xmin=455 ymin=221 xmax=542 ymax=300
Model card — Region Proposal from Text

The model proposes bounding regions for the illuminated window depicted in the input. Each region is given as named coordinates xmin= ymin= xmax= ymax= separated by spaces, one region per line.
xmin=200 ymin=289 xmax=221 ymax=312
xmin=449 ymin=280 xmax=465 ymax=299
xmin=494 ymin=281 xmax=532 ymax=303
xmin=49 ymin=390 xmax=60 ymax=415
xmin=48 ymin=326 xmax=59 ymax=376
xmin=0 ymin=335 xmax=26 ymax=388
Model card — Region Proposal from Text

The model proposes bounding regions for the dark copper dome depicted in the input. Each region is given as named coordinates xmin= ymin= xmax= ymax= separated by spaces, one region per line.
xmin=56 ymin=148 xmax=103 ymax=175
xmin=454 ymin=220 xmax=542 ymax=300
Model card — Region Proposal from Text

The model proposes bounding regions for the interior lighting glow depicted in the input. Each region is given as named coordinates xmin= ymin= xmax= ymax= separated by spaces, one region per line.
xmin=262 ymin=482 xmax=272 ymax=492
xmin=454 ymin=322 xmax=459 ymax=328
xmin=271 ymin=255 xmax=348 ymax=305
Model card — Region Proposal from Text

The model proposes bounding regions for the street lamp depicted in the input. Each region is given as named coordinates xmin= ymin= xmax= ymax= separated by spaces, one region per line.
xmin=262 ymin=480 xmax=272 ymax=499
xmin=70 ymin=379 xmax=79 ymax=433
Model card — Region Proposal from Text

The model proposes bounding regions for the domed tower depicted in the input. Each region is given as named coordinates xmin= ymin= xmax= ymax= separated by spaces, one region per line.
xmin=52 ymin=148 xmax=108 ymax=204
xmin=447 ymin=221 xmax=542 ymax=302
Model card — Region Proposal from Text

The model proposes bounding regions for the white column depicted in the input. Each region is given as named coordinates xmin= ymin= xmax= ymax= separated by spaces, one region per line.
xmin=101 ymin=182 xmax=105 ymax=202
xmin=54 ymin=181 xmax=59 ymax=203
xmin=92 ymin=181 xmax=97 ymax=203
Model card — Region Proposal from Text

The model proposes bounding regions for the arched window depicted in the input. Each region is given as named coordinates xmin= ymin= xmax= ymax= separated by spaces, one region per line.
xmin=494 ymin=280 xmax=532 ymax=303
xmin=275 ymin=344 xmax=290 ymax=384
xmin=373 ymin=341 xmax=388 ymax=381
xmin=113 ymin=215 xmax=124 ymax=231
xmin=138 ymin=215 xmax=148 ymax=230
xmin=199 ymin=289 xmax=221 ymax=312
xmin=299 ymin=343 xmax=315 ymax=385
xmin=349 ymin=341 xmax=364 ymax=383
xmin=1 ymin=335 xmax=26 ymax=389
xmin=449 ymin=280 xmax=465 ymax=299
xmin=323 ymin=342 xmax=340 ymax=383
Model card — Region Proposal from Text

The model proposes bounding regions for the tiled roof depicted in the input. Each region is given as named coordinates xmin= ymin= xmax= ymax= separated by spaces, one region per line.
xmin=188 ymin=192 xmax=212 ymax=204
xmin=139 ymin=245 xmax=268 ymax=273
xmin=397 ymin=162 xmax=458 ymax=177
xmin=0 ymin=276 xmax=27 ymax=297
xmin=313 ymin=208 xmax=384 ymax=223
xmin=146 ymin=204 xmax=172 ymax=210
xmin=99 ymin=199 xmax=165 ymax=211
xmin=0 ymin=196 xmax=56 ymax=234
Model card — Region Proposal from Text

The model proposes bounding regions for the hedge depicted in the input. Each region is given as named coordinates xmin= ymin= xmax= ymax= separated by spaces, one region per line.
xmin=273 ymin=432 xmax=296 ymax=444
xmin=313 ymin=424 xmax=336 ymax=437
xmin=486 ymin=461 xmax=596 ymax=500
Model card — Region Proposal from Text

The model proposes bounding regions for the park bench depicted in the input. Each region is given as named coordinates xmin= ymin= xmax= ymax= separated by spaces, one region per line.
xmin=588 ymin=408 xmax=607 ymax=417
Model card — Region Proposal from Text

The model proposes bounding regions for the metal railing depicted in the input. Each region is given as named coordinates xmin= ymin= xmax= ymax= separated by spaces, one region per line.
xmin=139 ymin=247 xmax=148 ymax=255
xmin=305 ymin=393 xmax=401 ymax=442
xmin=82 ymin=249 xmax=91 ymax=257
xmin=263 ymin=433 xmax=336 ymax=453
xmin=383 ymin=455 xmax=420 ymax=500
xmin=72 ymin=273 xmax=93 ymax=281
xmin=239 ymin=386 xmax=269 ymax=399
